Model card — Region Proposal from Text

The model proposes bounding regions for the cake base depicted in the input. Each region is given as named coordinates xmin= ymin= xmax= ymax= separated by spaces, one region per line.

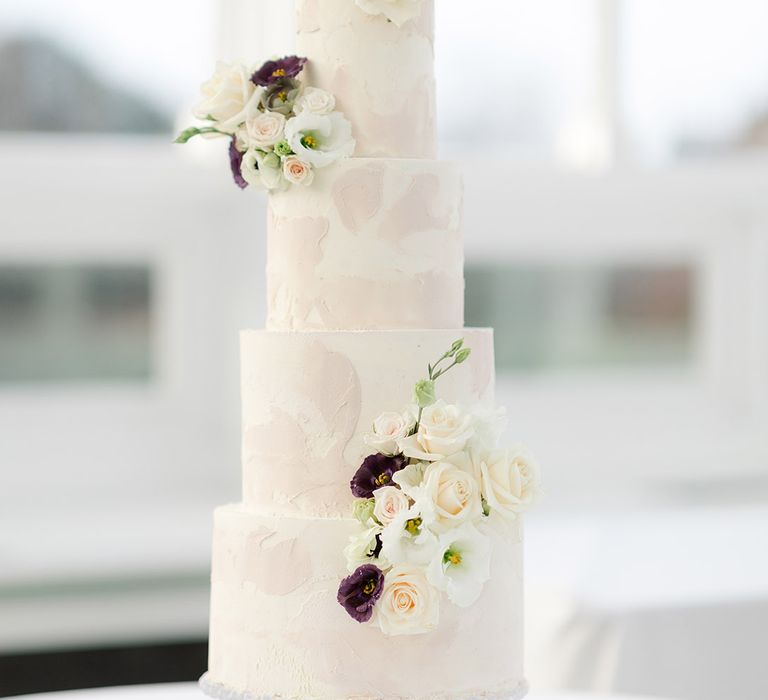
xmin=199 ymin=673 xmax=530 ymax=700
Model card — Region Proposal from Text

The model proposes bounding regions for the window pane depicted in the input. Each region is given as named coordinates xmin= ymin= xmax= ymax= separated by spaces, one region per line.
xmin=466 ymin=264 xmax=694 ymax=371
xmin=621 ymin=0 xmax=768 ymax=159
xmin=0 ymin=265 xmax=153 ymax=383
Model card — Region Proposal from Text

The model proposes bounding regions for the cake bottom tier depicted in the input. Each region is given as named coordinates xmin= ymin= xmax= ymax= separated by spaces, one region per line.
xmin=205 ymin=504 xmax=526 ymax=700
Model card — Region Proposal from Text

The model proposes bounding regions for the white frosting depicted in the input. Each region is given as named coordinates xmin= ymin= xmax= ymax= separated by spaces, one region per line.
xmin=241 ymin=329 xmax=494 ymax=517
xmin=206 ymin=504 xmax=525 ymax=700
xmin=267 ymin=158 xmax=464 ymax=332
xmin=296 ymin=0 xmax=436 ymax=158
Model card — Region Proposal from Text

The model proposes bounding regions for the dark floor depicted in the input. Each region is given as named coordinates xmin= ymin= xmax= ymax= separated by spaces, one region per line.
xmin=0 ymin=640 xmax=207 ymax=697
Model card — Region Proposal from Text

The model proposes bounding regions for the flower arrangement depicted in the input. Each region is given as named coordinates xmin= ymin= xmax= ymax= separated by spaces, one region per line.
xmin=176 ymin=56 xmax=355 ymax=191
xmin=355 ymin=0 xmax=426 ymax=26
xmin=337 ymin=339 xmax=541 ymax=635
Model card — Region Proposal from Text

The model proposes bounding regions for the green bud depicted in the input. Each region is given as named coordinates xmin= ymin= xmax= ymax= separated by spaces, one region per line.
xmin=262 ymin=151 xmax=281 ymax=169
xmin=455 ymin=348 xmax=471 ymax=364
xmin=405 ymin=517 xmax=423 ymax=536
xmin=174 ymin=127 xmax=200 ymax=144
xmin=353 ymin=498 xmax=376 ymax=525
xmin=481 ymin=496 xmax=491 ymax=517
xmin=274 ymin=140 xmax=293 ymax=156
xmin=413 ymin=379 xmax=437 ymax=408
xmin=450 ymin=339 xmax=464 ymax=354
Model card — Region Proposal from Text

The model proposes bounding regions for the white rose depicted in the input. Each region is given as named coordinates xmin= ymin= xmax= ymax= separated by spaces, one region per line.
xmin=427 ymin=523 xmax=491 ymax=607
xmin=365 ymin=409 xmax=416 ymax=456
xmin=282 ymin=156 xmax=314 ymax=186
xmin=372 ymin=485 xmax=410 ymax=526
xmin=284 ymin=110 xmax=355 ymax=168
xmin=479 ymin=445 xmax=541 ymax=518
xmin=355 ymin=0 xmax=425 ymax=27
xmin=241 ymin=150 xmax=285 ymax=191
xmin=419 ymin=458 xmax=483 ymax=532
xmin=244 ymin=111 xmax=286 ymax=148
xmin=376 ymin=565 xmax=440 ymax=636
xmin=398 ymin=400 xmax=475 ymax=461
xmin=192 ymin=62 xmax=262 ymax=133
xmin=344 ymin=526 xmax=387 ymax=572
xmin=295 ymin=87 xmax=336 ymax=115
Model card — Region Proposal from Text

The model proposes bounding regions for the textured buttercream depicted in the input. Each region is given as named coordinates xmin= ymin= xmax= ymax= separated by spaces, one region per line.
xmin=296 ymin=0 xmax=436 ymax=158
xmin=205 ymin=506 xmax=525 ymax=700
xmin=267 ymin=158 xmax=464 ymax=332
xmin=240 ymin=329 xmax=494 ymax=517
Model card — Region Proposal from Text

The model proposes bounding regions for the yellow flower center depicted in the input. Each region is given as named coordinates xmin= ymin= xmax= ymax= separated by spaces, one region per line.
xmin=444 ymin=548 xmax=462 ymax=566
xmin=272 ymin=68 xmax=286 ymax=77
xmin=362 ymin=579 xmax=376 ymax=595
xmin=374 ymin=473 xmax=390 ymax=487
xmin=277 ymin=90 xmax=288 ymax=102
xmin=301 ymin=134 xmax=319 ymax=149
xmin=405 ymin=517 xmax=422 ymax=535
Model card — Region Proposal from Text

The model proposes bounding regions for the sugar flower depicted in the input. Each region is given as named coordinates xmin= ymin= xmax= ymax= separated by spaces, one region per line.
xmin=228 ymin=138 xmax=247 ymax=190
xmin=251 ymin=56 xmax=307 ymax=87
xmin=479 ymin=445 xmax=541 ymax=518
xmin=375 ymin=565 xmax=440 ymax=635
xmin=364 ymin=409 xmax=416 ymax=456
xmin=426 ymin=523 xmax=491 ymax=607
xmin=344 ymin=526 xmax=387 ymax=572
xmin=350 ymin=453 xmax=407 ymax=499
xmin=192 ymin=61 xmax=262 ymax=134
xmin=285 ymin=110 xmax=355 ymax=167
xmin=398 ymin=400 xmax=475 ymax=461
xmin=337 ymin=564 xmax=385 ymax=623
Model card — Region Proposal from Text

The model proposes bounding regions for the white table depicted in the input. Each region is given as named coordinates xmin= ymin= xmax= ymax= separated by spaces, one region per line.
xmin=5 ymin=683 xmax=679 ymax=700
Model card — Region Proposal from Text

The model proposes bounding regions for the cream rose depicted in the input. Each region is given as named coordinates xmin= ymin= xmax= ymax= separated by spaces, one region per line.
xmin=244 ymin=111 xmax=286 ymax=148
xmin=282 ymin=156 xmax=314 ymax=186
xmin=372 ymin=485 xmax=410 ymax=526
xmin=294 ymin=87 xmax=336 ymax=115
xmin=192 ymin=62 xmax=261 ymax=133
xmin=419 ymin=458 xmax=483 ymax=532
xmin=480 ymin=446 xmax=541 ymax=518
xmin=364 ymin=409 xmax=416 ymax=456
xmin=355 ymin=0 xmax=425 ymax=27
xmin=398 ymin=400 xmax=474 ymax=461
xmin=376 ymin=565 xmax=439 ymax=636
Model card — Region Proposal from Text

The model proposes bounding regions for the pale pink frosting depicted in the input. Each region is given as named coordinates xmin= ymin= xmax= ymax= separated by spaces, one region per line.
xmin=207 ymin=505 xmax=524 ymax=699
xmin=240 ymin=329 xmax=494 ymax=517
xmin=296 ymin=0 xmax=436 ymax=158
xmin=266 ymin=158 xmax=464 ymax=332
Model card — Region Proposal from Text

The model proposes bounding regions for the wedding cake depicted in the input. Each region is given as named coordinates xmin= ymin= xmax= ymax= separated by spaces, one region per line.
xmin=178 ymin=2 xmax=540 ymax=699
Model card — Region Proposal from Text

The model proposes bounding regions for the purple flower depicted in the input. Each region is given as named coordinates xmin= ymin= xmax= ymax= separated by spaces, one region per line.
xmin=252 ymin=56 xmax=307 ymax=87
xmin=228 ymin=137 xmax=247 ymax=189
xmin=337 ymin=564 xmax=385 ymax=623
xmin=350 ymin=453 xmax=407 ymax=498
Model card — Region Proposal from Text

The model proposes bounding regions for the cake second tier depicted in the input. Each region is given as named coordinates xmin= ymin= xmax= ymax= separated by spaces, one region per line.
xmin=267 ymin=158 xmax=464 ymax=331
xmin=241 ymin=328 xmax=494 ymax=517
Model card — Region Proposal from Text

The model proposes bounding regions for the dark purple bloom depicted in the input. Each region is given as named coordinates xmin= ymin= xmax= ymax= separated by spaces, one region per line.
xmin=350 ymin=453 xmax=407 ymax=498
xmin=337 ymin=564 xmax=385 ymax=623
xmin=252 ymin=55 xmax=307 ymax=87
xmin=228 ymin=137 xmax=247 ymax=190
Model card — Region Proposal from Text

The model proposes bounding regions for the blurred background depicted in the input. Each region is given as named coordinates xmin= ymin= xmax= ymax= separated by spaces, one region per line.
xmin=1 ymin=0 xmax=767 ymax=698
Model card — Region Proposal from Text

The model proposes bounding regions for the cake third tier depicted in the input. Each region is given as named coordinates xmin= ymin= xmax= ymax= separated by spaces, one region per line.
xmin=267 ymin=158 xmax=464 ymax=331
xmin=241 ymin=328 xmax=494 ymax=517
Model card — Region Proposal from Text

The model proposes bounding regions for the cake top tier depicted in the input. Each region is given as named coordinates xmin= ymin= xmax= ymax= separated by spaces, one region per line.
xmin=296 ymin=0 xmax=436 ymax=159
